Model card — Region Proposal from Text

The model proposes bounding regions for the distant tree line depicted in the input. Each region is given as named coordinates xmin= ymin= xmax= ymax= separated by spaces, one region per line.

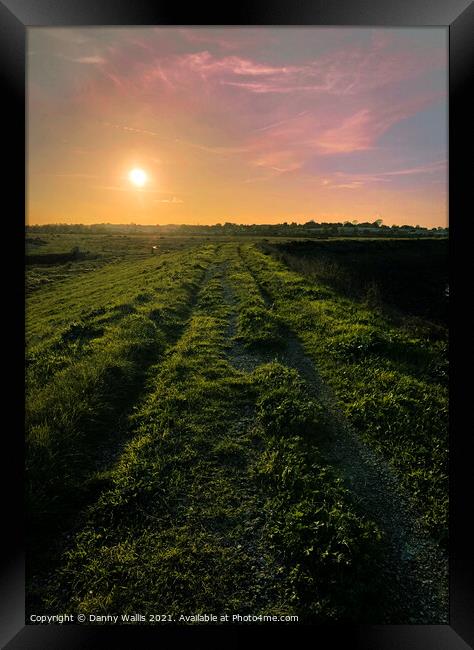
xmin=26 ymin=220 xmax=448 ymax=237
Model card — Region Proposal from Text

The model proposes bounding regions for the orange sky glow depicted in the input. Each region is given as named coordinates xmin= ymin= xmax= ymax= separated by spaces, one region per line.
xmin=27 ymin=27 xmax=448 ymax=227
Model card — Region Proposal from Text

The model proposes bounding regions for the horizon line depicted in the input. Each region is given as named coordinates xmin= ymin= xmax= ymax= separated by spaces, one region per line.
xmin=26 ymin=221 xmax=448 ymax=229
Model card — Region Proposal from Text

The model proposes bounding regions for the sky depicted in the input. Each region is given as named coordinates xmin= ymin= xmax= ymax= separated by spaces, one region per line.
xmin=27 ymin=27 xmax=448 ymax=227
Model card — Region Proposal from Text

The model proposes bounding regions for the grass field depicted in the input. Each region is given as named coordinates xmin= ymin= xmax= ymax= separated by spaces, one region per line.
xmin=26 ymin=233 xmax=448 ymax=624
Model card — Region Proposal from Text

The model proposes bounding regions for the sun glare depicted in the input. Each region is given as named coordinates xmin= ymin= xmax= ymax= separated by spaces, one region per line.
xmin=128 ymin=168 xmax=148 ymax=187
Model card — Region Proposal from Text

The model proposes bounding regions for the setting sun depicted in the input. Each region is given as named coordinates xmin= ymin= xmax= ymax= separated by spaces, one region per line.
xmin=128 ymin=168 xmax=148 ymax=187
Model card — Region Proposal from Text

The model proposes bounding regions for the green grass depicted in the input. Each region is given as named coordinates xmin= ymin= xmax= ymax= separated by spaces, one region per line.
xmin=26 ymin=244 xmax=218 ymax=585
xmin=25 ymin=232 xmax=210 ymax=293
xmin=227 ymin=247 xmax=284 ymax=349
xmin=41 ymin=259 xmax=262 ymax=616
xmin=26 ymin=234 xmax=448 ymax=622
xmin=252 ymin=362 xmax=382 ymax=620
xmin=32 ymin=245 xmax=383 ymax=622
xmin=242 ymin=244 xmax=448 ymax=546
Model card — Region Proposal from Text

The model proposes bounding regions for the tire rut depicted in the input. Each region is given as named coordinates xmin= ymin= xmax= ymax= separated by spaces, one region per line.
xmin=92 ymin=251 xmax=222 ymax=475
xmin=240 ymin=251 xmax=448 ymax=623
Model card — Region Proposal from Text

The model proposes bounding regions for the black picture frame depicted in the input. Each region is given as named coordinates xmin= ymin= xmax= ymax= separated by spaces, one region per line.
xmin=1 ymin=1 xmax=472 ymax=647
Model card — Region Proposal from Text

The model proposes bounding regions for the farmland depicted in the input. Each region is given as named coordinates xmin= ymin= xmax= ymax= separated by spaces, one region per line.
xmin=26 ymin=232 xmax=448 ymax=624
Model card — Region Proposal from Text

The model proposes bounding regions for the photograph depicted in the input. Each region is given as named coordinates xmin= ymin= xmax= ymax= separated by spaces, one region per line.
xmin=24 ymin=25 xmax=451 ymax=627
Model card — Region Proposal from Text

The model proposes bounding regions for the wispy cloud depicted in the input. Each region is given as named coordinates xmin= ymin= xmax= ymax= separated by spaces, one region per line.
xmin=315 ymin=95 xmax=443 ymax=154
xmin=102 ymin=121 xmax=252 ymax=157
xmin=73 ymin=55 xmax=106 ymax=64
xmin=321 ymin=160 xmax=447 ymax=189
xmin=35 ymin=172 xmax=100 ymax=179
xmin=59 ymin=32 xmax=446 ymax=175
xmin=102 ymin=122 xmax=166 ymax=138
xmin=380 ymin=160 xmax=446 ymax=177
xmin=155 ymin=196 xmax=184 ymax=203
xmin=66 ymin=33 xmax=444 ymax=109
xmin=56 ymin=53 xmax=106 ymax=65
xmin=253 ymin=111 xmax=309 ymax=133
xmin=90 ymin=185 xmax=166 ymax=194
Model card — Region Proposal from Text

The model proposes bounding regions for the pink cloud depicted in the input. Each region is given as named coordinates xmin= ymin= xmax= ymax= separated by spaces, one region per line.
xmin=317 ymin=109 xmax=378 ymax=153
xmin=319 ymin=160 xmax=447 ymax=189
xmin=66 ymin=34 xmax=444 ymax=109
xmin=316 ymin=95 xmax=443 ymax=154
xmin=38 ymin=30 xmax=446 ymax=183
xmin=71 ymin=56 xmax=106 ymax=65
xmin=251 ymin=149 xmax=304 ymax=174
xmin=178 ymin=51 xmax=298 ymax=77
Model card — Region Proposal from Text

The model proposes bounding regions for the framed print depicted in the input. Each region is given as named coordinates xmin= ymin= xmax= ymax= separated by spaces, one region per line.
xmin=1 ymin=0 xmax=472 ymax=648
